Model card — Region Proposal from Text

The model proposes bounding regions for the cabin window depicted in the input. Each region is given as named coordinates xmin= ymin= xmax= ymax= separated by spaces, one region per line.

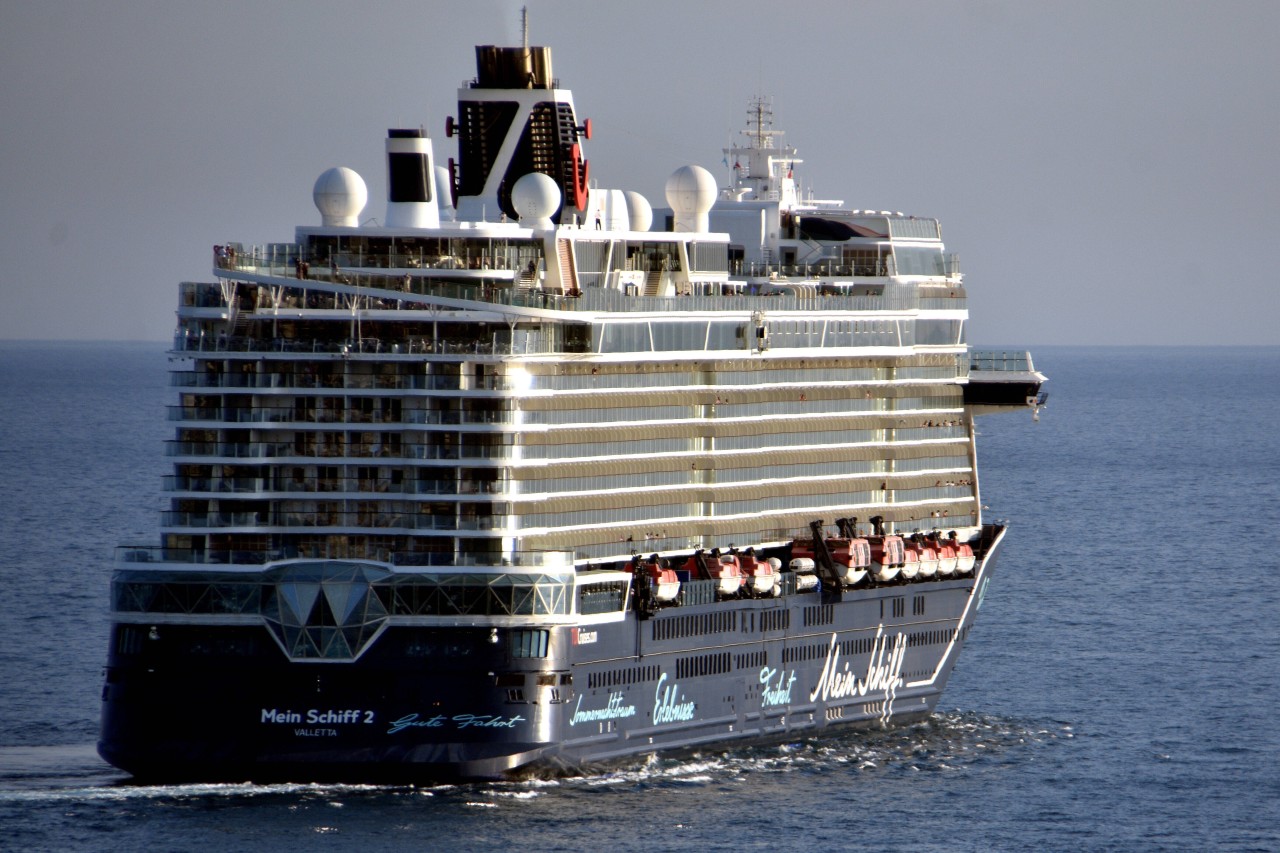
xmin=892 ymin=246 xmax=946 ymax=276
xmin=510 ymin=629 xmax=549 ymax=659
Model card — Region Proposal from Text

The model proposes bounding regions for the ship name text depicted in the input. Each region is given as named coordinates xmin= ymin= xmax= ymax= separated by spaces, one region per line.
xmin=653 ymin=674 xmax=697 ymax=723
xmin=569 ymin=692 xmax=637 ymax=726
xmin=808 ymin=627 xmax=906 ymax=703
xmin=261 ymin=708 xmax=373 ymax=725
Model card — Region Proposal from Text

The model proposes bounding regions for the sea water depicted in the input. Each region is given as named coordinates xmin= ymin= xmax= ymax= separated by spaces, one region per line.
xmin=0 ymin=342 xmax=1276 ymax=852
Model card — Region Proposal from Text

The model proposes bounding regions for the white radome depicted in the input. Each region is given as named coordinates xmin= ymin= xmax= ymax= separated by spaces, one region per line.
xmin=623 ymin=190 xmax=653 ymax=232
xmin=665 ymin=165 xmax=716 ymax=231
xmin=313 ymin=167 xmax=368 ymax=226
xmin=511 ymin=172 xmax=561 ymax=228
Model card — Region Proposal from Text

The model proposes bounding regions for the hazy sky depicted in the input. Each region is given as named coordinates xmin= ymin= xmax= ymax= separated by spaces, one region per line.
xmin=2 ymin=0 xmax=1277 ymax=346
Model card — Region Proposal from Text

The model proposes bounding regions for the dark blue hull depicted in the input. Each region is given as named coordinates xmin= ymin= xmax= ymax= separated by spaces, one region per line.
xmin=99 ymin=528 xmax=1004 ymax=782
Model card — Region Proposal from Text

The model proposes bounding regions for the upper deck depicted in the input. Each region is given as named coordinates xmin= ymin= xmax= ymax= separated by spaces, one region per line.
xmin=204 ymin=240 xmax=967 ymax=318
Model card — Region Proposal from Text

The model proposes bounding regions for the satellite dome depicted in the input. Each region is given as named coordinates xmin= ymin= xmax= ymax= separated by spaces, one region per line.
xmin=313 ymin=167 xmax=367 ymax=227
xmin=664 ymin=165 xmax=715 ymax=232
xmin=623 ymin=190 xmax=653 ymax=232
xmin=511 ymin=172 xmax=561 ymax=229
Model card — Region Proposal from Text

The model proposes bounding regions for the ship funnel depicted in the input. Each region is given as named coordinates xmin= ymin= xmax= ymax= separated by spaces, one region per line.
xmin=385 ymin=129 xmax=440 ymax=229
xmin=475 ymin=44 xmax=554 ymax=89
xmin=454 ymin=38 xmax=589 ymax=224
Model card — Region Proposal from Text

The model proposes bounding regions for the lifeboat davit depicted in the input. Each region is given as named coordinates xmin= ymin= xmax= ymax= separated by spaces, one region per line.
xmin=634 ymin=555 xmax=681 ymax=603
xmin=792 ymin=535 xmax=870 ymax=588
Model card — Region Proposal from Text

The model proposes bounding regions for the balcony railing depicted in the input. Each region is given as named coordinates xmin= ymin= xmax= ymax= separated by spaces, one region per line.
xmin=160 ymin=510 xmax=502 ymax=532
xmin=115 ymin=545 xmax=573 ymax=569
xmin=172 ymin=331 xmax=571 ymax=360
xmin=195 ymin=249 xmax=962 ymax=318
xmin=164 ymin=444 xmax=502 ymax=462
xmin=163 ymin=475 xmax=507 ymax=496
xmin=166 ymin=405 xmax=510 ymax=426
xmin=969 ymin=350 xmax=1037 ymax=373
xmin=170 ymin=370 xmax=516 ymax=392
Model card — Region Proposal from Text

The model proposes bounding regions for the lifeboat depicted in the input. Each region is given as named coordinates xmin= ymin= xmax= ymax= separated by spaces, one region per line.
xmin=908 ymin=535 xmax=939 ymax=579
xmin=951 ymin=533 xmax=976 ymax=575
xmin=650 ymin=560 xmax=682 ymax=603
xmin=830 ymin=537 xmax=871 ymax=587
xmin=738 ymin=550 xmax=779 ymax=597
xmin=712 ymin=552 xmax=744 ymax=598
xmin=932 ymin=534 xmax=959 ymax=576
xmin=788 ymin=556 xmax=820 ymax=591
xmin=900 ymin=546 xmax=920 ymax=581
xmin=869 ymin=535 xmax=904 ymax=583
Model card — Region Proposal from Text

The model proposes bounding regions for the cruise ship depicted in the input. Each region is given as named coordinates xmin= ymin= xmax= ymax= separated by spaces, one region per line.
xmin=99 ymin=32 xmax=1045 ymax=782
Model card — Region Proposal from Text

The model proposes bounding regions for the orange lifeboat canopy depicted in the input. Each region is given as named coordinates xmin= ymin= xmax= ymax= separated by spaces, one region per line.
xmin=847 ymin=539 xmax=871 ymax=569
xmin=900 ymin=547 xmax=920 ymax=580
xmin=714 ymin=554 xmax=744 ymax=597
xmin=872 ymin=535 xmax=905 ymax=567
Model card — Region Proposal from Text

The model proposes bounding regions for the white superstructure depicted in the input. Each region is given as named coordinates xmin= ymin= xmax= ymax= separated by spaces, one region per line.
xmin=149 ymin=64 xmax=994 ymax=576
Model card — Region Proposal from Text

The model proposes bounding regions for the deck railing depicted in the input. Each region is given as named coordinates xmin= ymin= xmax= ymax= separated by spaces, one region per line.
xmin=115 ymin=545 xmax=571 ymax=569
xmin=969 ymin=350 xmax=1036 ymax=373
xmin=196 ymin=251 xmax=965 ymax=317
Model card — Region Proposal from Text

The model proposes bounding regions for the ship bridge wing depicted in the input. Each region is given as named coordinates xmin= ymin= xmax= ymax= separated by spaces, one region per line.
xmin=965 ymin=350 xmax=1048 ymax=416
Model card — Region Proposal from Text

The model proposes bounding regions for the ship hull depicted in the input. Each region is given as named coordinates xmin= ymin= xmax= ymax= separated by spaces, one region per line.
xmin=99 ymin=528 xmax=1003 ymax=782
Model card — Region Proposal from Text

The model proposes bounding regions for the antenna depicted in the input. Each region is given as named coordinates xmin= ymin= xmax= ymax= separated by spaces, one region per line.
xmin=521 ymin=6 xmax=528 ymax=50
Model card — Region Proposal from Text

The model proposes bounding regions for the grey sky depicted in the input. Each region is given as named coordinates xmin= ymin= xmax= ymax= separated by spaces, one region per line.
xmin=2 ymin=0 xmax=1276 ymax=346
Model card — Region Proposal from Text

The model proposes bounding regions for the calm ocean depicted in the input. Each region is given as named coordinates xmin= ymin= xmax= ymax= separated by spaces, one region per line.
xmin=0 ymin=342 xmax=1276 ymax=852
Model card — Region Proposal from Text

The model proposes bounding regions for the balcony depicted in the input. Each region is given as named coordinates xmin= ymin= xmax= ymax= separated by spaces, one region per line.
xmin=115 ymin=545 xmax=573 ymax=569
xmin=160 ymin=510 xmax=503 ymax=532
